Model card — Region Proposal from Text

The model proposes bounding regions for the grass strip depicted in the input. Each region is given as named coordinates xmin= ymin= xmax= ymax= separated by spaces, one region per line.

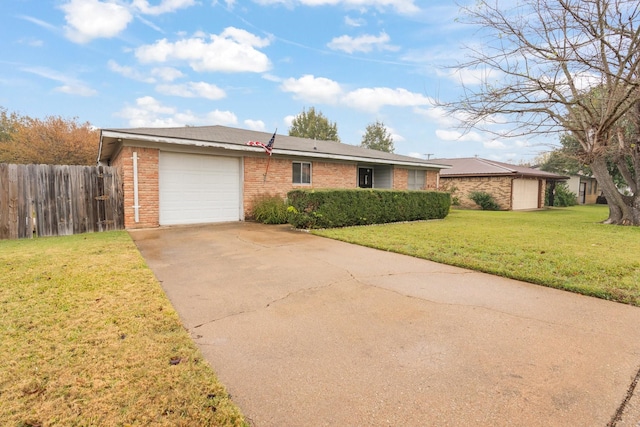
xmin=0 ymin=231 xmax=246 ymax=426
xmin=314 ymin=205 xmax=640 ymax=306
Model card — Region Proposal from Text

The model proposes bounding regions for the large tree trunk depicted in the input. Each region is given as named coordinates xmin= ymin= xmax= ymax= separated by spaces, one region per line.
xmin=590 ymin=157 xmax=638 ymax=225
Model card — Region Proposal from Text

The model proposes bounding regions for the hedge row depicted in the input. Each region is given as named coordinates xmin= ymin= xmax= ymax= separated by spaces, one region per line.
xmin=287 ymin=189 xmax=451 ymax=229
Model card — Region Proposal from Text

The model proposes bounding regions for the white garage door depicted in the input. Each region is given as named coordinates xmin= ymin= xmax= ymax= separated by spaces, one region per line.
xmin=512 ymin=179 xmax=540 ymax=210
xmin=159 ymin=152 xmax=241 ymax=225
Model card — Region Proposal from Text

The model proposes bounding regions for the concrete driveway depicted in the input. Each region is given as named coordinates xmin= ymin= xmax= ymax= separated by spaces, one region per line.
xmin=130 ymin=222 xmax=640 ymax=426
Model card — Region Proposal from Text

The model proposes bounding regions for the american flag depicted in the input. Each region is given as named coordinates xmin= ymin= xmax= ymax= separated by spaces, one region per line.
xmin=246 ymin=129 xmax=277 ymax=155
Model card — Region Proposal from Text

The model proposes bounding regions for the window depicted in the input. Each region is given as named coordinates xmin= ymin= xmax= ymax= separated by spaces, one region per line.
xmin=408 ymin=169 xmax=425 ymax=190
xmin=293 ymin=162 xmax=311 ymax=184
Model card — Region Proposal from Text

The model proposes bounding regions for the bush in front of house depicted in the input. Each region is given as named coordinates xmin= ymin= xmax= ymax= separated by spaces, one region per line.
xmin=286 ymin=189 xmax=451 ymax=229
xmin=468 ymin=191 xmax=500 ymax=210
xmin=545 ymin=182 xmax=578 ymax=207
xmin=251 ymin=194 xmax=290 ymax=224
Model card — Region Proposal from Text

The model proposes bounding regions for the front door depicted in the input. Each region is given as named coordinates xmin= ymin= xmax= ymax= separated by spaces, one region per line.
xmin=359 ymin=167 xmax=373 ymax=188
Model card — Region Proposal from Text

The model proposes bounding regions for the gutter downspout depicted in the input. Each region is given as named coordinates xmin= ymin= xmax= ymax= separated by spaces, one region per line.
xmin=132 ymin=151 xmax=140 ymax=223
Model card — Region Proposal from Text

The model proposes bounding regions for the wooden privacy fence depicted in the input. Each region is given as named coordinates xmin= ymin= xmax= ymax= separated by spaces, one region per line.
xmin=0 ymin=164 xmax=124 ymax=239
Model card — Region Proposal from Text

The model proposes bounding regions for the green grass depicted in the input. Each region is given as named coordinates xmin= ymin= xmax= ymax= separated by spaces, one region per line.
xmin=314 ymin=205 xmax=640 ymax=306
xmin=0 ymin=232 xmax=246 ymax=427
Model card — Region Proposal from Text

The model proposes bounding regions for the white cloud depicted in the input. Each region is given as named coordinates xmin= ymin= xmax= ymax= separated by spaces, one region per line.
xmin=135 ymin=27 xmax=272 ymax=73
xmin=342 ymin=87 xmax=433 ymax=112
xmin=284 ymin=115 xmax=295 ymax=127
xmin=20 ymin=15 xmax=58 ymax=32
xmin=280 ymin=74 xmax=343 ymax=104
xmin=151 ymin=67 xmax=185 ymax=82
xmin=280 ymin=74 xmax=439 ymax=113
xmin=413 ymin=106 xmax=454 ymax=126
xmin=54 ymin=84 xmax=98 ymax=97
xmin=61 ymin=0 xmax=133 ymax=44
xmin=155 ymin=81 xmax=226 ymax=100
xmin=344 ymin=16 xmax=365 ymax=27
xmin=131 ymin=0 xmax=196 ymax=15
xmin=484 ymin=139 xmax=507 ymax=149
xmin=254 ymin=0 xmax=419 ymax=14
xmin=18 ymin=37 xmax=44 ymax=47
xmin=204 ymin=110 xmax=238 ymax=126
xmin=117 ymin=96 xmax=238 ymax=127
xmin=327 ymin=32 xmax=398 ymax=54
xmin=244 ymin=119 xmax=266 ymax=131
xmin=22 ymin=66 xmax=97 ymax=97
xmin=435 ymin=129 xmax=482 ymax=142
xmin=108 ymin=60 xmax=156 ymax=83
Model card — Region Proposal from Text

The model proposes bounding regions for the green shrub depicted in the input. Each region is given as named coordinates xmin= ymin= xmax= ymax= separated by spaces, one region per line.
xmin=468 ymin=191 xmax=500 ymax=210
xmin=287 ymin=189 xmax=450 ymax=229
xmin=545 ymin=182 xmax=578 ymax=207
xmin=251 ymin=194 xmax=289 ymax=224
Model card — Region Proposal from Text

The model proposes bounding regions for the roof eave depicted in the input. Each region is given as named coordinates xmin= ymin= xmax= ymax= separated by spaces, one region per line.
xmin=99 ymin=130 xmax=450 ymax=169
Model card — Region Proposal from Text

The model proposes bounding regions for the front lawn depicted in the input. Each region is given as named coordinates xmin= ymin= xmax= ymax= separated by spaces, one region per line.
xmin=314 ymin=205 xmax=640 ymax=306
xmin=0 ymin=232 xmax=246 ymax=426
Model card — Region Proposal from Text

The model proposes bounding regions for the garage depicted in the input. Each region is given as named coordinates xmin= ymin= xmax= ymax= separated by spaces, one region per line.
xmin=159 ymin=152 xmax=242 ymax=225
xmin=512 ymin=178 xmax=540 ymax=210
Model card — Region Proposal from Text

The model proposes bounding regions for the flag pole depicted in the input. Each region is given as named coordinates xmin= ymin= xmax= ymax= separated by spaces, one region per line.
xmin=263 ymin=155 xmax=272 ymax=183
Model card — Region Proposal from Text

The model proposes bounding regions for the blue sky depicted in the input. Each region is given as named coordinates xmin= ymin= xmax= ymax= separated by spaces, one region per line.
xmin=1 ymin=0 xmax=548 ymax=162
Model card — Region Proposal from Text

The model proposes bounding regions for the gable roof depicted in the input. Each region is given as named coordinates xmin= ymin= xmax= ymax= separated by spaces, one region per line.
xmin=99 ymin=125 xmax=450 ymax=170
xmin=434 ymin=157 xmax=568 ymax=180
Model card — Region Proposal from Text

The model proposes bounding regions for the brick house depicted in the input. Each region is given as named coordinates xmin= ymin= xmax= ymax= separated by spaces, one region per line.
xmin=435 ymin=157 xmax=568 ymax=210
xmin=97 ymin=125 xmax=450 ymax=229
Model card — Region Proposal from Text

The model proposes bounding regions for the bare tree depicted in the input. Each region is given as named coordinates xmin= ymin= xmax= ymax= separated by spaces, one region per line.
xmin=445 ymin=0 xmax=640 ymax=225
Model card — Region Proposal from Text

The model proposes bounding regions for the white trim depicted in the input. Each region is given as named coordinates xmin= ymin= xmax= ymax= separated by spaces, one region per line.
xmin=132 ymin=151 xmax=140 ymax=223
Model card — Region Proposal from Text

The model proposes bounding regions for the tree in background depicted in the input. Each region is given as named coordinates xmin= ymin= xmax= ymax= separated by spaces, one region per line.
xmin=360 ymin=120 xmax=394 ymax=153
xmin=0 ymin=107 xmax=98 ymax=165
xmin=445 ymin=0 xmax=640 ymax=225
xmin=288 ymin=107 xmax=340 ymax=142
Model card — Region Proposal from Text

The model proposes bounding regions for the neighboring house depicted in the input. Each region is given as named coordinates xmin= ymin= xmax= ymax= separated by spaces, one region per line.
xmin=566 ymin=174 xmax=599 ymax=204
xmin=435 ymin=157 xmax=568 ymax=210
xmin=98 ymin=125 xmax=450 ymax=229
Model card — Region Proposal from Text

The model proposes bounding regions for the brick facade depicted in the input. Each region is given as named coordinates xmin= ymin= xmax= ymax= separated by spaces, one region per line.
xmin=243 ymin=156 xmax=357 ymax=216
xmin=113 ymin=146 xmax=159 ymax=229
xmin=393 ymin=168 xmax=408 ymax=190
xmin=114 ymin=146 xmax=442 ymax=228
xmin=425 ymin=170 xmax=438 ymax=189
xmin=441 ymin=176 xmax=546 ymax=210
xmin=441 ymin=176 xmax=513 ymax=210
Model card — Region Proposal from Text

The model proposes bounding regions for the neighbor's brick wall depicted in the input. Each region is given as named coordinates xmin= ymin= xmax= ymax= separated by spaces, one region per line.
xmin=243 ymin=156 xmax=357 ymax=217
xmin=113 ymin=146 xmax=159 ymax=229
xmin=441 ymin=176 xmax=512 ymax=210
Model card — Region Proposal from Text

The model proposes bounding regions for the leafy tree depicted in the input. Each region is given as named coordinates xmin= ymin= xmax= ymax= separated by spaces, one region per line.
xmin=360 ymin=120 xmax=395 ymax=153
xmin=0 ymin=107 xmax=98 ymax=165
xmin=445 ymin=0 xmax=640 ymax=225
xmin=288 ymin=107 xmax=340 ymax=142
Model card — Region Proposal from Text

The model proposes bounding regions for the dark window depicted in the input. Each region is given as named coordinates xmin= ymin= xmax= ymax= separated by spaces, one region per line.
xmin=293 ymin=162 xmax=311 ymax=184
xmin=359 ymin=167 xmax=373 ymax=188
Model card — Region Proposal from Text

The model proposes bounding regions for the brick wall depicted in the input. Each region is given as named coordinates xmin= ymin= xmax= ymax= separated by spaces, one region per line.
xmin=114 ymin=148 xmax=446 ymax=227
xmin=441 ymin=176 xmax=513 ymax=210
xmin=425 ymin=170 xmax=438 ymax=189
xmin=393 ymin=168 xmax=408 ymax=190
xmin=113 ymin=146 xmax=159 ymax=229
xmin=243 ymin=156 xmax=357 ymax=217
